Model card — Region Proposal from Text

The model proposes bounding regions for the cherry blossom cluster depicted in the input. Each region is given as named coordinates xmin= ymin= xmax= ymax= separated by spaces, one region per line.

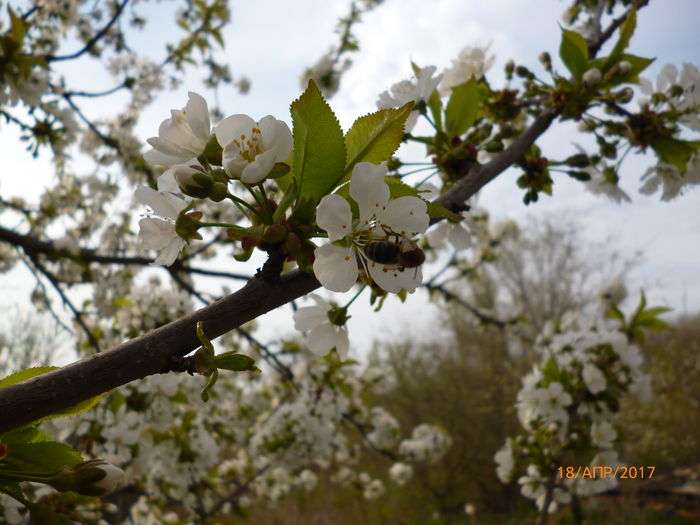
xmin=0 ymin=277 xmax=451 ymax=523
xmin=494 ymin=304 xmax=656 ymax=514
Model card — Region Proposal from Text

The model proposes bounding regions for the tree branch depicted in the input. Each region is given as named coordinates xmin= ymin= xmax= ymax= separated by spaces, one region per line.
xmin=0 ymin=109 xmax=558 ymax=432
xmin=0 ymin=2 xmax=645 ymax=433
xmin=25 ymin=253 xmax=102 ymax=352
xmin=0 ymin=225 xmax=251 ymax=281
xmin=46 ymin=0 xmax=130 ymax=62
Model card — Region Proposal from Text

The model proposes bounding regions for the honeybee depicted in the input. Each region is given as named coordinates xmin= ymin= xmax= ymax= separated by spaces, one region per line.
xmin=363 ymin=239 xmax=425 ymax=269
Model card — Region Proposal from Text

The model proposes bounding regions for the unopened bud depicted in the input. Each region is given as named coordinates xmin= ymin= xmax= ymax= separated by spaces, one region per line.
xmin=50 ymin=459 xmax=124 ymax=496
xmin=583 ymin=68 xmax=602 ymax=86
xmin=174 ymin=165 xmax=213 ymax=199
xmin=515 ymin=65 xmax=534 ymax=79
xmin=209 ymin=182 xmax=228 ymax=202
xmin=618 ymin=61 xmax=631 ymax=75
xmin=262 ymin=223 xmax=288 ymax=244
xmin=539 ymin=52 xmax=552 ymax=71
xmin=484 ymin=140 xmax=504 ymax=153
xmin=386 ymin=157 xmax=402 ymax=171
xmin=615 ymin=87 xmax=634 ymax=104
xmin=505 ymin=60 xmax=515 ymax=80
xmin=284 ymin=232 xmax=302 ymax=255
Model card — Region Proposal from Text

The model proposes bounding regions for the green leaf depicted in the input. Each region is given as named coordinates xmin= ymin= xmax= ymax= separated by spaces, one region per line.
xmin=604 ymin=6 xmax=636 ymax=71
xmin=0 ymin=367 xmax=104 ymax=424
xmin=8 ymin=6 xmax=26 ymax=44
xmin=291 ymin=80 xmax=346 ymax=204
xmin=1 ymin=425 xmax=51 ymax=445
xmin=214 ymin=352 xmax=257 ymax=372
xmin=384 ymin=177 xmax=420 ymax=198
xmin=445 ymin=79 xmax=480 ymax=137
xmin=651 ymin=137 xmax=700 ymax=173
xmin=559 ymin=29 xmax=589 ymax=80
xmin=344 ymin=103 xmax=413 ymax=177
xmin=289 ymin=197 xmax=317 ymax=225
xmin=37 ymin=394 xmax=105 ymax=424
xmin=427 ymin=202 xmax=462 ymax=222
xmin=427 ymin=89 xmax=443 ymax=131
xmin=201 ymin=369 xmax=218 ymax=402
xmin=1 ymin=442 xmax=82 ymax=473
xmin=0 ymin=367 xmax=57 ymax=389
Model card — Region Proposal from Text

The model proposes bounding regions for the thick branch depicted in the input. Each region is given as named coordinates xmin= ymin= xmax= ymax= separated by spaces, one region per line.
xmin=0 ymin=269 xmax=319 ymax=433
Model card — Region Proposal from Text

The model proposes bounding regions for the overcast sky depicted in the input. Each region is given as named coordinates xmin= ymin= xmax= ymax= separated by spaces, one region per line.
xmin=2 ymin=0 xmax=699 ymax=357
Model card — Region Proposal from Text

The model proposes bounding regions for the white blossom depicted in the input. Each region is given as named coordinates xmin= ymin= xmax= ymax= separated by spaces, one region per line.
xmin=640 ymin=154 xmax=700 ymax=201
xmin=377 ymin=65 xmax=442 ymax=131
xmin=93 ymin=462 xmax=126 ymax=495
xmin=494 ymin=439 xmax=515 ymax=483
xmin=590 ymin=420 xmax=616 ymax=449
xmin=398 ymin=424 xmax=451 ymax=463
xmin=582 ymin=363 xmax=606 ymax=395
xmin=313 ymin=162 xmax=429 ymax=294
xmin=214 ymin=114 xmax=292 ymax=184
xmin=134 ymin=187 xmax=188 ymax=266
xmin=293 ymin=294 xmax=350 ymax=357
xmin=143 ymin=92 xmax=211 ymax=166
xmin=439 ymin=43 xmax=495 ymax=96
xmin=426 ymin=212 xmax=474 ymax=250
xmin=388 ymin=462 xmax=413 ymax=485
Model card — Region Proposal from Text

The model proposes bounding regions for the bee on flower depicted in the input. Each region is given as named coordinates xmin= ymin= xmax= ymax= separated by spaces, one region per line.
xmin=313 ymin=162 xmax=430 ymax=294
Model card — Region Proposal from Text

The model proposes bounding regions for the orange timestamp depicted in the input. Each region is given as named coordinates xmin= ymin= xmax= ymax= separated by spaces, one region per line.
xmin=558 ymin=465 xmax=655 ymax=480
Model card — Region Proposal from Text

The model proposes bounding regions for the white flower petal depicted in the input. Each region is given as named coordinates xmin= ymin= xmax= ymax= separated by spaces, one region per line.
xmin=143 ymin=148 xmax=182 ymax=167
xmin=293 ymin=304 xmax=330 ymax=332
xmin=214 ymin=114 xmax=257 ymax=148
xmin=378 ymin=196 xmax=429 ymax=236
xmin=404 ymin=111 xmax=420 ymax=132
xmin=349 ymin=162 xmax=390 ymax=224
xmin=240 ymin=148 xmax=277 ymax=184
xmin=259 ymin=115 xmax=293 ymax=162
xmin=638 ymin=77 xmax=653 ymax=96
xmin=307 ymin=324 xmax=349 ymax=356
xmin=185 ymin=92 xmax=211 ymax=142
xmin=448 ymin=223 xmax=473 ymax=250
xmin=138 ymin=218 xmax=174 ymax=251
xmin=153 ymin=237 xmax=186 ymax=266
xmin=426 ymin=222 xmax=450 ymax=247
xmin=134 ymin=187 xmax=187 ymax=219
xmin=316 ymin=195 xmax=352 ymax=242
xmin=157 ymin=168 xmax=180 ymax=194
xmin=313 ymin=244 xmax=359 ymax=293
xmin=367 ymin=262 xmax=422 ymax=294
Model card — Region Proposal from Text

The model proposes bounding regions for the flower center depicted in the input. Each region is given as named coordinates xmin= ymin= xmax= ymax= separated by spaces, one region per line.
xmin=231 ymin=127 xmax=263 ymax=162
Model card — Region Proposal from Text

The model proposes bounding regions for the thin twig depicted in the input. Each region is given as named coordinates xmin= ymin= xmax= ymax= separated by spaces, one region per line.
xmin=47 ymin=0 xmax=130 ymax=62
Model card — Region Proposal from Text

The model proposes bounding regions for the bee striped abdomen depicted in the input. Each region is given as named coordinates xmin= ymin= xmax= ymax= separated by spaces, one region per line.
xmin=363 ymin=241 xmax=400 ymax=264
